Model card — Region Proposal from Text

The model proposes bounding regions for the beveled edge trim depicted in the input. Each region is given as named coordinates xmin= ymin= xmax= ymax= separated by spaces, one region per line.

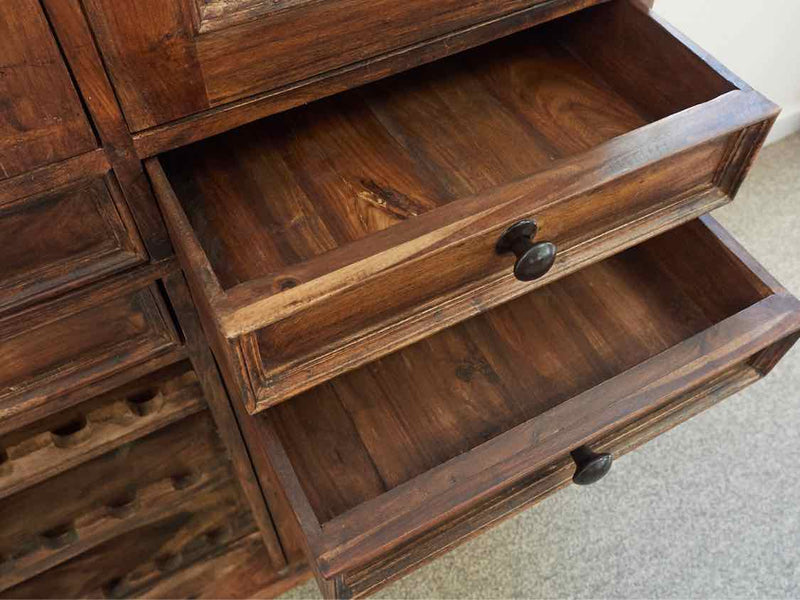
xmin=0 ymin=175 xmax=148 ymax=315
xmin=0 ymin=258 xmax=177 ymax=339
xmin=245 ymin=185 xmax=730 ymax=410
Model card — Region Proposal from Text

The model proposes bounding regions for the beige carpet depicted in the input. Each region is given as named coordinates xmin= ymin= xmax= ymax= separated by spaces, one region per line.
xmin=280 ymin=132 xmax=800 ymax=599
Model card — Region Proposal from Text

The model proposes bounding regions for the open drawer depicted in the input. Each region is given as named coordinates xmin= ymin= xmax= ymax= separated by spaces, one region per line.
xmin=147 ymin=0 xmax=779 ymax=411
xmin=236 ymin=218 xmax=800 ymax=598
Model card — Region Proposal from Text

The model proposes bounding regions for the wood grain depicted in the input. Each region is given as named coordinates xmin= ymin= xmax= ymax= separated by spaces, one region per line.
xmin=0 ymin=261 xmax=180 ymax=426
xmin=1 ymin=475 xmax=256 ymax=598
xmin=0 ymin=349 xmax=189 ymax=437
xmin=162 ymin=272 xmax=289 ymax=570
xmin=0 ymin=361 xmax=204 ymax=500
xmin=0 ymin=0 xmax=96 ymax=179
xmin=130 ymin=0 xmax=610 ymax=157
xmin=140 ymin=533 xmax=311 ymax=599
xmin=0 ymin=150 xmax=109 ymax=207
xmin=343 ymin=364 xmax=761 ymax=598
xmin=268 ymin=220 xmax=769 ymax=521
xmin=82 ymin=0 xmax=604 ymax=132
xmin=42 ymin=0 xmax=173 ymax=259
xmin=0 ymin=411 xmax=244 ymax=591
xmin=557 ymin=0 xmax=735 ymax=120
xmin=151 ymin=0 xmax=777 ymax=411
xmin=160 ymin=28 xmax=650 ymax=287
xmin=0 ymin=175 xmax=146 ymax=313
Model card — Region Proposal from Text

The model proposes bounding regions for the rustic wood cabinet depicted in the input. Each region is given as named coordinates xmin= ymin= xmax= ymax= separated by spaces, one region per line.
xmin=0 ymin=0 xmax=797 ymax=598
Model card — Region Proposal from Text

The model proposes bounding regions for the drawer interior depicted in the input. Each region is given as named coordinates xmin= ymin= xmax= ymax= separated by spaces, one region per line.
xmin=151 ymin=0 xmax=777 ymax=412
xmin=159 ymin=1 xmax=735 ymax=291
xmin=265 ymin=220 xmax=777 ymax=523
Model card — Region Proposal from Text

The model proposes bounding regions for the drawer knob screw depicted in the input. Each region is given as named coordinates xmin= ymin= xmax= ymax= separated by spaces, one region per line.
xmin=571 ymin=446 xmax=612 ymax=485
xmin=496 ymin=219 xmax=556 ymax=282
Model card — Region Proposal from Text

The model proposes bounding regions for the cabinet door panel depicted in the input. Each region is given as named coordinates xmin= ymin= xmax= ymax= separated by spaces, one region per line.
xmin=0 ymin=0 xmax=96 ymax=178
xmin=83 ymin=0 xmax=570 ymax=130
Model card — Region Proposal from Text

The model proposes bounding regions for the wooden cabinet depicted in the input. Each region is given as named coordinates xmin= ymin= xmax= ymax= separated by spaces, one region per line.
xmin=0 ymin=0 xmax=304 ymax=596
xmin=149 ymin=1 xmax=776 ymax=412
xmin=0 ymin=0 xmax=96 ymax=179
xmin=2 ymin=0 xmax=797 ymax=598
xmin=239 ymin=218 xmax=800 ymax=597
xmin=81 ymin=0 xmax=604 ymax=132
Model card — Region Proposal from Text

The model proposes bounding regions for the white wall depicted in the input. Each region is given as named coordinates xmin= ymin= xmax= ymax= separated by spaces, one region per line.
xmin=655 ymin=0 xmax=800 ymax=143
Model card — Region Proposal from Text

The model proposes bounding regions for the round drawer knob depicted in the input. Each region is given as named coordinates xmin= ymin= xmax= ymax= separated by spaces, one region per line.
xmin=571 ymin=446 xmax=612 ymax=486
xmin=495 ymin=219 xmax=557 ymax=282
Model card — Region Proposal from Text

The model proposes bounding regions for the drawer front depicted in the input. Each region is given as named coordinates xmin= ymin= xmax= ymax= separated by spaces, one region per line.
xmin=239 ymin=128 xmax=759 ymax=405
xmin=1 ymin=482 xmax=256 ymax=599
xmin=0 ymin=175 xmax=146 ymax=312
xmin=82 ymin=0 xmax=599 ymax=131
xmin=0 ymin=411 xmax=240 ymax=591
xmin=241 ymin=219 xmax=800 ymax=597
xmin=0 ymin=0 xmax=96 ymax=179
xmin=0 ymin=273 xmax=180 ymax=424
xmin=0 ymin=361 xmax=204 ymax=500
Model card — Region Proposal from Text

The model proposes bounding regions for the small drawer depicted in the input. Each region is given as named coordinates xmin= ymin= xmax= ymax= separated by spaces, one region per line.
xmin=0 ymin=269 xmax=180 ymax=424
xmin=149 ymin=0 xmax=778 ymax=412
xmin=0 ymin=174 xmax=147 ymax=312
xmin=241 ymin=218 xmax=800 ymax=597
xmin=0 ymin=411 xmax=240 ymax=592
xmin=0 ymin=361 xmax=204 ymax=499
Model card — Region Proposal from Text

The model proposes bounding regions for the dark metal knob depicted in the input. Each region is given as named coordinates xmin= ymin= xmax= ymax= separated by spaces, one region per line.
xmin=496 ymin=219 xmax=557 ymax=282
xmin=571 ymin=446 xmax=612 ymax=485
